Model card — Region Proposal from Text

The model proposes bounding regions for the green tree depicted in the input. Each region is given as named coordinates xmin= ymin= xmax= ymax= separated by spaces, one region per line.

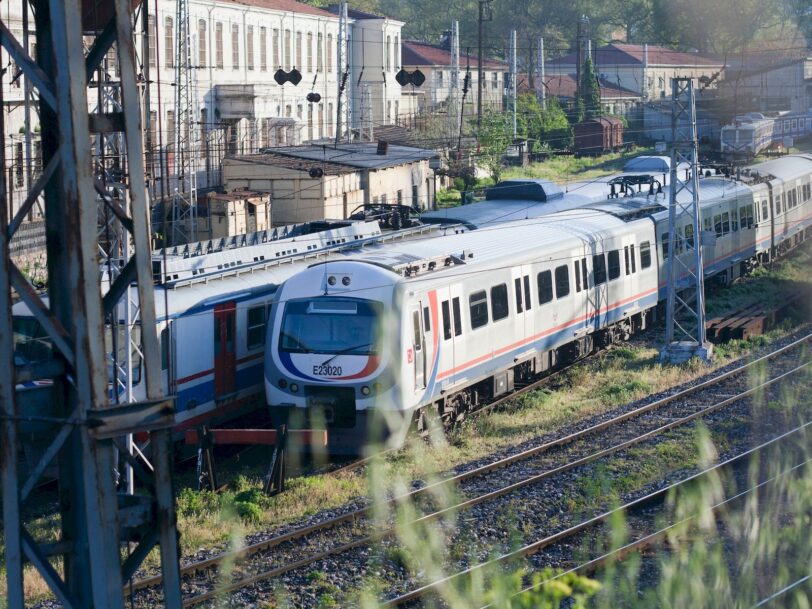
xmin=476 ymin=110 xmax=512 ymax=183
xmin=577 ymin=55 xmax=601 ymax=121
xmin=516 ymin=94 xmax=572 ymax=151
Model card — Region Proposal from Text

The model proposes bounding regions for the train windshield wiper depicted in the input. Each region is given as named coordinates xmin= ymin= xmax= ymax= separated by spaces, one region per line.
xmin=320 ymin=342 xmax=373 ymax=365
xmin=280 ymin=332 xmax=313 ymax=352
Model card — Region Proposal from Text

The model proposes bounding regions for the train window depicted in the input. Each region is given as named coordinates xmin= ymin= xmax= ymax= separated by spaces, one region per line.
xmin=452 ymin=297 xmax=462 ymax=336
xmin=491 ymin=284 xmax=509 ymax=321
xmin=624 ymin=246 xmax=630 ymax=275
xmin=630 ymin=245 xmax=636 ymax=272
xmin=538 ymin=271 xmax=553 ymax=304
xmin=581 ymin=259 xmax=588 ymax=288
xmin=661 ymin=233 xmax=670 ymax=259
xmin=685 ymin=224 xmax=695 ymax=249
xmin=574 ymin=261 xmax=581 ymax=292
xmin=441 ymin=300 xmax=452 ymax=340
xmin=555 ymin=265 xmax=570 ymax=298
xmin=730 ymin=208 xmax=738 ymax=231
xmin=247 ymin=305 xmax=267 ymax=349
xmin=703 ymin=216 xmax=712 ymax=232
xmin=721 ymin=212 xmax=730 ymax=234
xmin=514 ymin=277 xmax=524 ymax=314
xmin=523 ymin=275 xmax=532 ymax=311
xmin=423 ymin=306 xmax=431 ymax=332
xmin=412 ymin=311 xmax=422 ymax=350
xmin=640 ymin=241 xmax=652 ymax=269
xmin=469 ymin=290 xmax=489 ymax=329
xmin=607 ymin=250 xmax=620 ymax=280
xmin=713 ymin=214 xmax=723 ymax=237
xmin=740 ymin=205 xmax=754 ymax=229
xmin=761 ymin=201 xmax=769 ymax=220
xmin=592 ymin=254 xmax=607 ymax=285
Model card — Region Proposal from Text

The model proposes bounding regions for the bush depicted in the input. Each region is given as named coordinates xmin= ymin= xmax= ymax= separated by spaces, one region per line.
xmin=234 ymin=500 xmax=263 ymax=523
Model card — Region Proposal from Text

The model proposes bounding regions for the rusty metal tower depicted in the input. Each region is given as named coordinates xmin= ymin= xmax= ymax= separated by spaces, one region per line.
xmin=0 ymin=1 xmax=183 ymax=607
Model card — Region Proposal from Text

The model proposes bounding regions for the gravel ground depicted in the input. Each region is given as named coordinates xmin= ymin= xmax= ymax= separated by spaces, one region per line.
xmin=118 ymin=327 xmax=812 ymax=608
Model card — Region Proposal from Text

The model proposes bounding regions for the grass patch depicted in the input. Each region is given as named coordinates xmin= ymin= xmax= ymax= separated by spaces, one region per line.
xmin=503 ymin=147 xmax=653 ymax=185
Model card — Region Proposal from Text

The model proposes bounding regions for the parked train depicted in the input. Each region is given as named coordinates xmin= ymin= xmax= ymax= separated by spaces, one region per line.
xmin=721 ymin=111 xmax=812 ymax=157
xmin=265 ymin=155 xmax=812 ymax=453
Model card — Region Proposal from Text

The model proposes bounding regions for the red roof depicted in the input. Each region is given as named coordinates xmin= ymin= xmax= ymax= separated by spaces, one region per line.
xmin=402 ymin=41 xmax=506 ymax=70
xmin=517 ymin=73 xmax=641 ymax=99
xmin=549 ymin=43 xmax=723 ymax=68
xmin=217 ymin=0 xmax=336 ymax=18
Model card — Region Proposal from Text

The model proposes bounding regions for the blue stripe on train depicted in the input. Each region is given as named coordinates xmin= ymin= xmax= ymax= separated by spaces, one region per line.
xmin=175 ymin=362 xmax=265 ymax=413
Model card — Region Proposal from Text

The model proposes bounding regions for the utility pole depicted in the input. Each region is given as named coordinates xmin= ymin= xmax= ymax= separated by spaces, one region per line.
xmin=335 ymin=1 xmax=348 ymax=145
xmin=660 ymin=78 xmax=713 ymax=364
xmin=0 ymin=2 xmax=183 ymax=608
xmin=172 ymin=0 xmax=198 ymax=245
xmin=449 ymin=20 xmax=460 ymax=140
xmin=509 ymin=29 xmax=517 ymax=138
xmin=537 ymin=36 xmax=546 ymax=110
xmin=576 ymin=15 xmax=589 ymax=102
xmin=476 ymin=0 xmax=492 ymax=127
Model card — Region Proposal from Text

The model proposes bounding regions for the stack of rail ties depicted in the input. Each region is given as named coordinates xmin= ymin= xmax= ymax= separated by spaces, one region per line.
xmin=705 ymin=296 xmax=804 ymax=342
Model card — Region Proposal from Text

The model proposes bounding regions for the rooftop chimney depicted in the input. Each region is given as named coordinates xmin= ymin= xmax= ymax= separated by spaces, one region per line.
xmin=376 ymin=141 xmax=389 ymax=155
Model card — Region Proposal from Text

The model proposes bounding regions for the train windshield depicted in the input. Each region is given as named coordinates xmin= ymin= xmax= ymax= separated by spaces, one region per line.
xmin=13 ymin=316 xmax=53 ymax=365
xmin=279 ymin=298 xmax=382 ymax=355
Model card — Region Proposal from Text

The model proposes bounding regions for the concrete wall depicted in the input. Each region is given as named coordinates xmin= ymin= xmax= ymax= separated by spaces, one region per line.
xmin=718 ymin=61 xmax=812 ymax=113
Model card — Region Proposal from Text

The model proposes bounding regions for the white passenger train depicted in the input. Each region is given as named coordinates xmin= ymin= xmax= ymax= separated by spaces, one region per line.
xmin=265 ymin=155 xmax=812 ymax=452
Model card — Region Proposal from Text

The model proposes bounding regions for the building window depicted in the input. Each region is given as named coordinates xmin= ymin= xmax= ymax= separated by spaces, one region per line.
xmin=215 ymin=22 xmax=224 ymax=69
xmin=318 ymin=103 xmax=324 ymax=138
xmin=385 ymin=35 xmax=391 ymax=70
xmin=164 ymin=16 xmax=173 ymax=69
xmin=295 ymin=31 xmax=302 ymax=68
xmin=327 ymin=34 xmax=333 ymax=72
xmin=273 ymin=28 xmax=280 ymax=68
xmin=284 ymin=29 xmax=291 ymax=70
xmin=394 ymin=35 xmax=399 ymax=69
xmin=231 ymin=24 xmax=239 ymax=69
xmin=246 ymin=26 xmax=254 ymax=70
xmin=148 ymin=16 xmax=156 ymax=68
xmin=306 ymin=32 xmax=313 ymax=72
xmin=328 ymin=102 xmax=334 ymax=136
xmin=492 ymin=72 xmax=498 ymax=89
xmin=438 ymin=70 xmax=444 ymax=87
xmin=317 ymin=33 xmax=323 ymax=73
xmin=198 ymin=19 xmax=207 ymax=67
xmin=247 ymin=306 xmax=266 ymax=349
xmin=307 ymin=104 xmax=313 ymax=140
xmin=166 ymin=110 xmax=175 ymax=148
xmin=260 ymin=27 xmax=267 ymax=71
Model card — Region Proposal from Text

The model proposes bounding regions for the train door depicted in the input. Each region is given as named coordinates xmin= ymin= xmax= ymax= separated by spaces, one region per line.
xmin=411 ymin=303 xmax=427 ymax=390
xmin=214 ymin=302 xmax=237 ymax=397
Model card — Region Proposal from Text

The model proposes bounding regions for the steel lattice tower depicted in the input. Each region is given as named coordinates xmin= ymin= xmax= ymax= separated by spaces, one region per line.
xmin=448 ymin=20 xmax=460 ymax=140
xmin=660 ymin=78 xmax=713 ymax=363
xmin=0 ymin=1 xmax=183 ymax=607
xmin=171 ymin=0 xmax=198 ymax=245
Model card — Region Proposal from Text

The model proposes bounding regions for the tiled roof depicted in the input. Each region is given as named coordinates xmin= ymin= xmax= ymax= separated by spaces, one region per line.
xmin=402 ymin=41 xmax=506 ymax=69
xmin=548 ymin=43 xmax=724 ymax=67
xmin=326 ymin=4 xmax=396 ymax=20
xmin=517 ymin=73 xmax=641 ymax=99
xmin=217 ymin=0 xmax=336 ymax=18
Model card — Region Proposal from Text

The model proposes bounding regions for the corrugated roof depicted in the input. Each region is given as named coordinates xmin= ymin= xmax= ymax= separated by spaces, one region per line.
xmin=262 ymin=142 xmax=437 ymax=170
xmin=402 ymin=41 xmax=506 ymax=69
xmin=549 ymin=43 xmax=723 ymax=67
xmin=217 ymin=0 xmax=336 ymax=17
xmin=227 ymin=152 xmax=356 ymax=175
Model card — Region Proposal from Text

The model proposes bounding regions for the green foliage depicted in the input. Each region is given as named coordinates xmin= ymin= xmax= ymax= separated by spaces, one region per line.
xmin=476 ymin=109 xmax=513 ymax=183
xmin=516 ymin=95 xmax=572 ymax=151
xmin=577 ymin=56 xmax=602 ymax=121
xmin=234 ymin=500 xmax=263 ymax=523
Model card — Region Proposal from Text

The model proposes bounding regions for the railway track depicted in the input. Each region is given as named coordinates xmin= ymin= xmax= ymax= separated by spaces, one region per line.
xmin=127 ymin=332 xmax=811 ymax=607
xmin=382 ymin=421 xmax=812 ymax=607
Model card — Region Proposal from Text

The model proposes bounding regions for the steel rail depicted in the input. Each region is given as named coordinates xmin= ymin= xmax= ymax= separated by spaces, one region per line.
xmin=173 ymin=341 xmax=811 ymax=607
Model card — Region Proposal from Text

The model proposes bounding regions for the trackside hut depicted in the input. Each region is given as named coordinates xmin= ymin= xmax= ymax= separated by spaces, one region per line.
xmin=222 ymin=142 xmax=437 ymax=224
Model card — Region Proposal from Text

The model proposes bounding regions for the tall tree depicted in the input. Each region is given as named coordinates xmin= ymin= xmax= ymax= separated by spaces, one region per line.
xmin=476 ymin=109 xmax=512 ymax=183
xmin=577 ymin=55 xmax=601 ymax=120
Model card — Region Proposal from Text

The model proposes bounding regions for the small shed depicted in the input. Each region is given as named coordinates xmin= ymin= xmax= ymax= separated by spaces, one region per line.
xmin=197 ymin=191 xmax=271 ymax=240
xmin=574 ymin=117 xmax=624 ymax=155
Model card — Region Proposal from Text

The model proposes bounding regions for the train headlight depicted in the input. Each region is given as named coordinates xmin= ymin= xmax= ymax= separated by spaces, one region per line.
xmin=327 ymin=276 xmax=337 ymax=286
xmin=290 ymin=383 xmax=299 ymax=393
xmin=278 ymin=379 xmax=288 ymax=389
xmin=360 ymin=385 xmax=371 ymax=396
xmin=372 ymin=382 xmax=381 ymax=393
xmin=342 ymin=276 xmax=351 ymax=286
